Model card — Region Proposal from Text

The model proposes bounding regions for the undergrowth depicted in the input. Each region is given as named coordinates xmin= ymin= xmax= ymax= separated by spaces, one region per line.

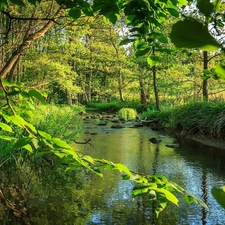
xmin=141 ymin=100 xmax=225 ymax=139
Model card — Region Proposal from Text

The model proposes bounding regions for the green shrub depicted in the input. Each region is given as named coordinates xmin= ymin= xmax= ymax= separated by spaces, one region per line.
xmin=118 ymin=108 xmax=137 ymax=121
xmin=30 ymin=105 xmax=84 ymax=142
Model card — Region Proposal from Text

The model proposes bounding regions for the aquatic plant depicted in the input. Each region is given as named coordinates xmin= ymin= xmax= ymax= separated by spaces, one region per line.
xmin=118 ymin=108 xmax=137 ymax=121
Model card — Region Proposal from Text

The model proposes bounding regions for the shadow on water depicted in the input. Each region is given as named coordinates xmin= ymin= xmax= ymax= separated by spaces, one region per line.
xmin=1 ymin=118 xmax=225 ymax=225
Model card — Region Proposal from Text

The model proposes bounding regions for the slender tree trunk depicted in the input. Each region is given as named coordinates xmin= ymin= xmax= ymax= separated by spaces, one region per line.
xmin=0 ymin=6 xmax=64 ymax=79
xmin=203 ymin=51 xmax=208 ymax=101
xmin=152 ymin=47 xmax=160 ymax=111
xmin=139 ymin=78 xmax=147 ymax=105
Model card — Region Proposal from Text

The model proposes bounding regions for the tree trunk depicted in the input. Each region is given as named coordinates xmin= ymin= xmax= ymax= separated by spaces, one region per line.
xmin=0 ymin=6 xmax=64 ymax=79
xmin=203 ymin=51 xmax=208 ymax=101
xmin=152 ymin=47 xmax=160 ymax=111
xmin=139 ymin=78 xmax=147 ymax=105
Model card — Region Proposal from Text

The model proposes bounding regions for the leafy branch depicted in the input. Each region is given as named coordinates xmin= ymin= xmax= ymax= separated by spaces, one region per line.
xmin=0 ymin=79 xmax=208 ymax=217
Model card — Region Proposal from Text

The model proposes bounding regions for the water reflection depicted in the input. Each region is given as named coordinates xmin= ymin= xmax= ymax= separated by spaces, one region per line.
xmin=1 ymin=118 xmax=225 ymax=224
xmin=78 ymin=119 xmax=225 ymax=225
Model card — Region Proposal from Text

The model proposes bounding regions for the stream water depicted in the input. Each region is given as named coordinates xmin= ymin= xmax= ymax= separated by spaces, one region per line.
xmin=1 ymin=117 xmax=225 ymax=225
xmin=75 ymin=117 xmax=225 ymax=225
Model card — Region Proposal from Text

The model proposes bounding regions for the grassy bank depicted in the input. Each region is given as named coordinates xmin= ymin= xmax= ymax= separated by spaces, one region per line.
xmin=141 ymin=101 xmax=225 ymax=139
xmin=86 ymin=101 xmax=146 ymax=113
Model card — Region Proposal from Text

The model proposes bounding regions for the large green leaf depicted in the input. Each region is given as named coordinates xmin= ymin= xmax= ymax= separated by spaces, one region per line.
xmin=14 ymin=137 xmax=32 ymax=149
xmin=147 ymin=55 xmax=160 ymax=67
xmin=69 ymin=7 xmax=82 ymax=20
xmin=28 ymin=90 xmax=46 ymax=104
xmin=212 ymin=186 xmax=225 ymax=209
xmin=170 ymin=19 xmax=220 ymax=51
xmin=214 ymin=63 xmax=225 ymax=80
xmin=52 ymin=138 xmax=72 ymax=149
xmin=197 ymin=0 xmax=213 ymax=18
xmin=155 ymin=188 xmax=179 ymax=206
xmin=135 ymin=47 xmax=151 ymax=57
xmin=0 ymin=122 xmax=13 ymax=133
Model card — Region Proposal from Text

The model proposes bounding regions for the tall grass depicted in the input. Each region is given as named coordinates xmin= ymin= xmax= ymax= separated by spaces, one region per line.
xmin=118 ymin=108 xmax=137 ymax=121
xmin=141 ymin=100 xmax=225 ymax=139
xmin=86 ymin=101 xmax=144 ymax=112
xmin=30 ymin=104 xmax=85 ymax=142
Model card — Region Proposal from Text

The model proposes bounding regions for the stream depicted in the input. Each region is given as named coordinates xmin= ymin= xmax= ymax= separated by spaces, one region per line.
xmin=1 ymin=116 xmax=225 ymax=225
xmin=75 ymin=116 xmax=225 ymax=225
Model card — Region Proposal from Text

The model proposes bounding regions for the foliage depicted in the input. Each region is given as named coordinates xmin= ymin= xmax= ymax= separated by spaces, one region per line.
xmin=30 ymin=105 xmax=84 ymax=142
xmin=86 ymin=101 xmax=144 ymax=112
xmin=2 ymin=0 xmax=225 ymax=218
xmin=212 ymin=186 xmax=225 ymax=209
xmin=168 ymin=101 xmax=225 ymax=138
xmin=0 ymin=78 xmax=208 ymax=217
xmin=118 ymin=108 xmax=137 ymax=121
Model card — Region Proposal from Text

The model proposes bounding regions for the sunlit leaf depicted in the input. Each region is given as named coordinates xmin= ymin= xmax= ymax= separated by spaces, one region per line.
xmin=155 ymin=188 xmax=178 ymax=206
xmin=38 ymin=130 xmax=52 ymax=140
xmin=0 ymin=122 xmax=13 ymax=133
xmin=170 ymin=19 xmax=220 ymax=51
xmin=215 ymin=63 xmax=225 ymax=80
xmin=147 ymin=55 xmax=160 ymax=67
xmin=22 ymin=144 xmax=33 ymax=152
xmin=0 ymin=135 xmax=16 ymax=141
xmin=52 ymin=138 xmax=72 ymax=149
xmin=115 ymin=163 xmax=132 ymax=176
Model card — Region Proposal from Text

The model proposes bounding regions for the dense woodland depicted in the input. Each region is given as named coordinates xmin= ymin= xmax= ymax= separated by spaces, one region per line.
xmin=0 ymin=0 xmax=225 ymax=223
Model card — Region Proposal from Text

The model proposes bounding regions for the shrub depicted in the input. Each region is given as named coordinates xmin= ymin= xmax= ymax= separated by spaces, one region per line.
xmin=118 ymin=108 xmax=137 ymax=121
xmin=30 ymin=105 xmax=84 ymax=142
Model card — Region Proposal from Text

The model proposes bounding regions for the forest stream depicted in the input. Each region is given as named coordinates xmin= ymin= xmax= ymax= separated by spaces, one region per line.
xmin=1 ymin=116 xmax=225 ymax=225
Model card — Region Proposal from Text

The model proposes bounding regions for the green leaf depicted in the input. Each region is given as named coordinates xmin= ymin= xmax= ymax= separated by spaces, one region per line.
xmin=104 ymin=11 xmax=118 ymax=24
xmin=80 ymin=1 xmax=93 ymax=16
xmin=147 ymin=55 xmax=160 ymax=67
xmin=215 ymin=63 xmax=225 ymax=80
xmin=155 ymin=188 xmax=179 ymax=206
xmin=0 ymin=135 xmax=16 ymax=141
xmin=0 ymin=122 xmax=13 ymax=133
xmin=52 ymin=138 xmax=72 ymax=149
xmin=119 ymin=38 xmax=135 ymax=46
xmin=197 ymin=0 xmax=213 ymax=18
xmin=0 ymin=0 xmax=7 ymax=10
xmin=10 ymin=0 xmax=24 ymax=6
xmin=69 ymin=7 xmax=82 ymax=20
xmin=135 ymin=47 xmax=151 ymax=57
xmin=115 ymin=163 xmax=132 ymax=176
xmin=170 ymin=19 xmax=220 ymax=51
xmin=167 ymin=8 xmax=180 ymax=18
xmin=28 ymin=89 xmax=46 ymax=104
xmin=38 ymin=130 xmax=52 ymax=140
xmin=212 ymin=186 xmax=225 ymax=209
xmin=14 ymin=137 xmax=32 ymax=149
xmin=22 ymin=144 xmax=33 ymax=152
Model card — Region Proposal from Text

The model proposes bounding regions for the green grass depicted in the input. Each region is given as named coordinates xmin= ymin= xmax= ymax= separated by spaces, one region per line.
xmin=30 ymin=104 xmax=85 ymax=142
xmin=86 ymin=101 xmax=145 ymax=112
xmin=141 ymin=100 xmax=225 ymax=139
xmin=118 ymin=108 xmax=137 ymax=121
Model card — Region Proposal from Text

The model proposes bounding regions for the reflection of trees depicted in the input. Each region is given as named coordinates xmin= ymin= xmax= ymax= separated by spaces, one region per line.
xmin=201 ymin=169 xmax=208 ymax=225
xmin=0 ymin=161 xmax=91 ymax=225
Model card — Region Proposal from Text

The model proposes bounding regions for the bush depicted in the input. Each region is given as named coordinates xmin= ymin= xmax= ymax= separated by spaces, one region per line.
xmin=118 ymin=108 xmax=137 ymax=121
xmin=30 ymin=105 xmax=84 ymax=142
